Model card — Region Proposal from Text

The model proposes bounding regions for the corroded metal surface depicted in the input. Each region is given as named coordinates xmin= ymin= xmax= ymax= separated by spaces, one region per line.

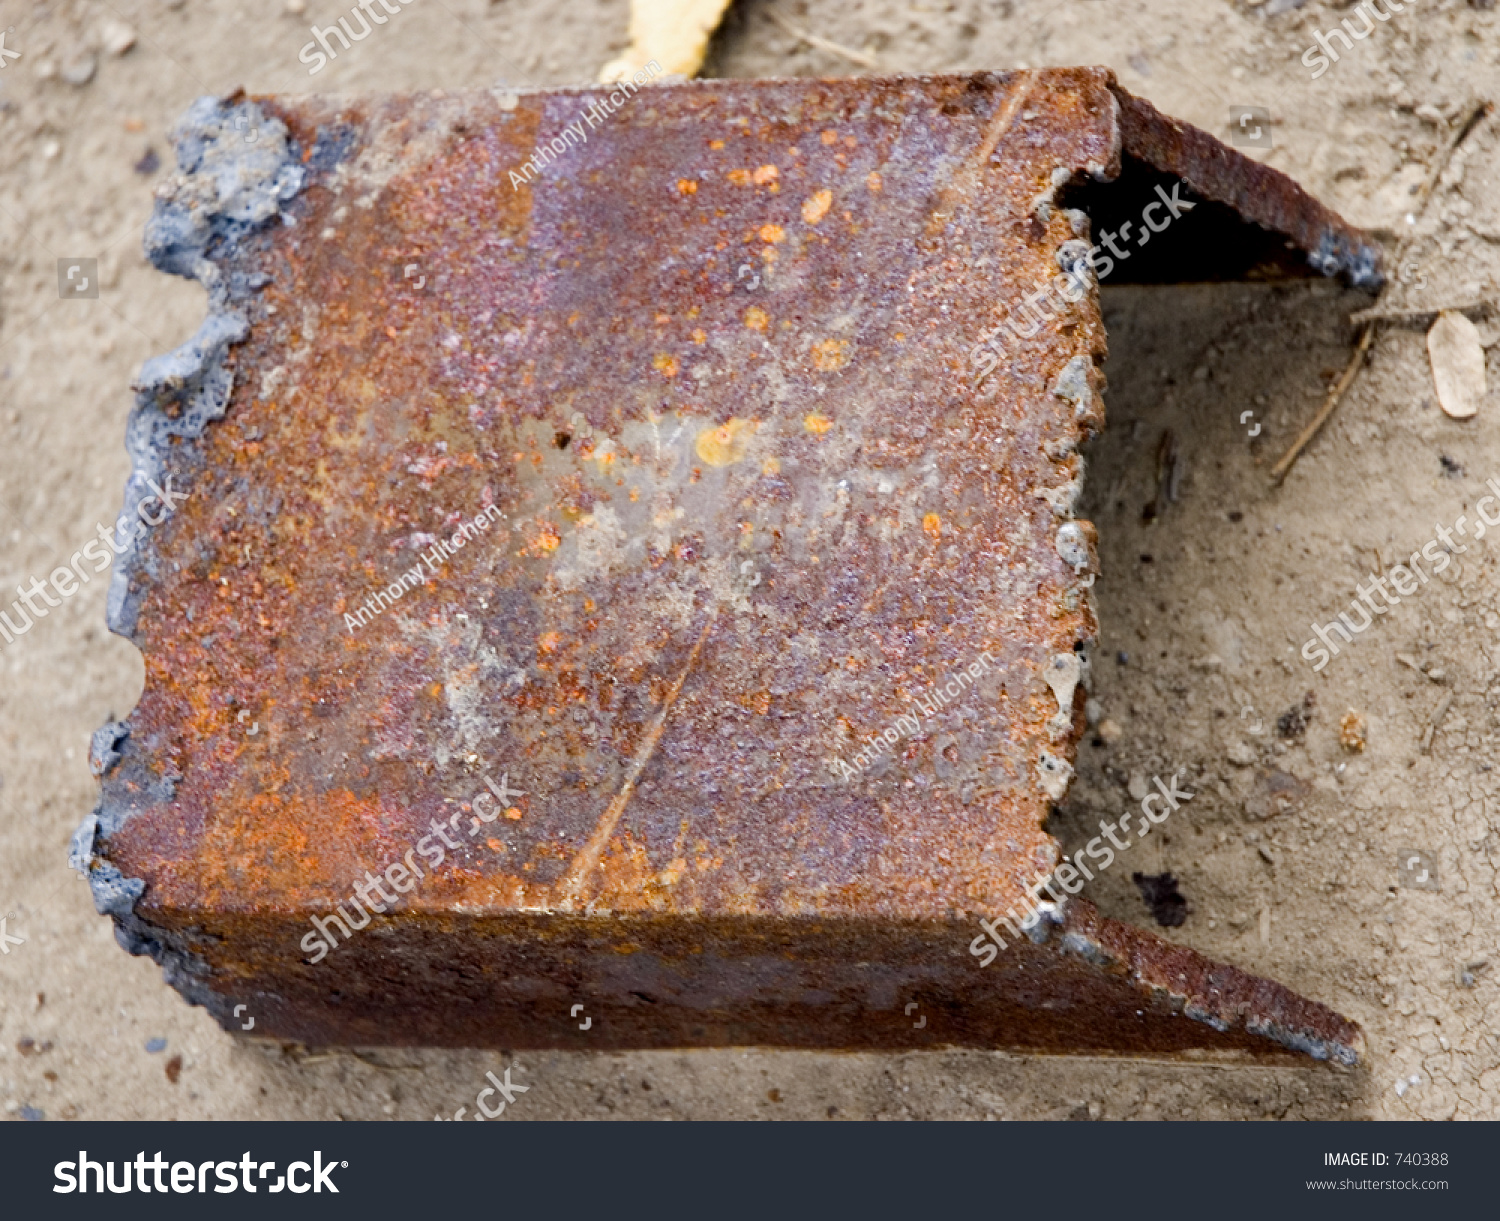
xmin=74 ymin=71 xmax=1370 ymax=1062
xmin=1114 ymin=90 xmax=1384 ymax=289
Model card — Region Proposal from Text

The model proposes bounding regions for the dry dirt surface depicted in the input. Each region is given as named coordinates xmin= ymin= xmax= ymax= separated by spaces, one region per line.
xmin=1 ymin=0 xmax=1498 ymax=1121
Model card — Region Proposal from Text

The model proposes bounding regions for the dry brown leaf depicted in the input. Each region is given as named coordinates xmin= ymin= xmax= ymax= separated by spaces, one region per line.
xmin=599 ymin=0 xmax=734 ymax=82
xmin=1427 ymin=309 xmax=1487 ymax=419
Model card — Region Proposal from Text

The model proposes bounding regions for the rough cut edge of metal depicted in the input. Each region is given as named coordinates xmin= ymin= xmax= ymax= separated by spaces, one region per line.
xmin=1054 ymin=899 xmax=1363 ymax=1066
xmin=71 ymin=94 xmax=308 ymax=1032
xmin=1110 ymin=85 xmax=1384 ymax=291
xmin=73 ymin=75 xmax=1373 ymax=1062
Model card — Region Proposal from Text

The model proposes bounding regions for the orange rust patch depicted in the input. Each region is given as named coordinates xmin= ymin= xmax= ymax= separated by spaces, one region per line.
xmin=736 ymin=689 xmax=772 ymax=715
xmin=653 ymin=353 xmax=680 ymax=377
xmin=810 ymin=339 xmax=849 ymax=372
xmin=802 ymin=189 xmax=833 ymax=225
xmin=695 ymin=418 xmax=757 ymax=467
xmin=758 ymin=223 xmax=785 ymax=244
xmin=676 ymin=178 xmax=698 ymax=195
xmin=803 ymin=412 xmax=833 ymax=435
xmin=752 ymin=164 xmax=779 ymax=185
xmin=743 ymin=306 xmax=768 ymax=331
xmin=726 ymin=168 xmax=752 ymax=186
xmin=923 ymin=513 xmax=942 ymax=538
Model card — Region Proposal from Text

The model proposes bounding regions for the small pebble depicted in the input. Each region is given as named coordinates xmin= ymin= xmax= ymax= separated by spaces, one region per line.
xmin=1096 ymin=718 xmax=1122 ymax=743
xmin=61 ymin=53 xmax=97 ymax=87
xmin=19 ymin=1105 xmax=44 ymax=1121
xmin=1338 ymin=709 xmax=1366 ymax=752
xmin=133 ymin=148 xmax=159 ymax=175
xmin=1276 ymin=690 xmax=1316 ymax=739
xmin=165 ymin=1054 xmax=183 ymax=1083
xmin=285 ymin=0 xmax=308 ymax=12
xmin=1227 ymin=741 xmax=1257 ymax=767
xmin=1115 ymin=651 xmax=1129 ymax=665
xmin=98 ymin=18 xmax=137 ymax=57
xmin=145 ymin=1037 xmax=167 ymax=1053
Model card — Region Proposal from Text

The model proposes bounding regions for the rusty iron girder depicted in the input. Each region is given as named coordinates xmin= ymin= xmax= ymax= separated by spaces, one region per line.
xmin=73 ymin=70 xmax=1371 ymax=1062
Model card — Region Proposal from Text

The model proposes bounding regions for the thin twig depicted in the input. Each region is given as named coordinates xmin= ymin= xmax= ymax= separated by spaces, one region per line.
xmin=1410 ymin=99 xmax=1491 ymax=211
xmin=347 ymin=1050 xmax=427 ymax=1071
xmin=1420 ymin=692 xmax=1455 ymax=756
xmin=1271 ymin=98 xmax=1491 ymax=483
xmin=1349 ymin=299 xmax=1492 ymax=327
xmin=1385 ymin=100 xmax=1492 ymax=275
xmin=765 ymin=8 xmax=878 ymax=69
xmin=1270 ymin=324 xmax=1375 ymax=484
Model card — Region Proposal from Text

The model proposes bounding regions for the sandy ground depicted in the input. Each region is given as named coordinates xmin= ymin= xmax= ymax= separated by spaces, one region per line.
xmin=1 ymin=0 xmax=1497 ymax=1121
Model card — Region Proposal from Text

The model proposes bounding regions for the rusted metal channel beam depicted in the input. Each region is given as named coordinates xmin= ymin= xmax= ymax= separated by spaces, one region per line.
xmin=74 ymin=70 xmax=1372 ymax=1063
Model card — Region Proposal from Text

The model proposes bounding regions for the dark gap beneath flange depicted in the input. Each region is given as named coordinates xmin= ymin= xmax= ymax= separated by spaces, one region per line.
xmin=1060 ymin=157 xmax=1325 ymax=286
